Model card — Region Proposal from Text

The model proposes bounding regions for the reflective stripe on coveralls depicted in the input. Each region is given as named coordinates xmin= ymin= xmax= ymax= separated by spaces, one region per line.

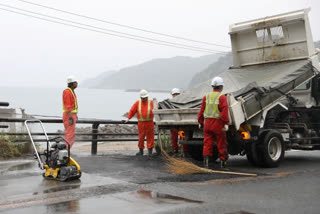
xmin=63 ymin=88 xmax=78 ymax=113
xmin=127 ymin=99 xmax=154 ymax=149
xmin=204 ymin=92 xmax=221 ymax=119
xmin=138 ymin=100 xmax=152 ymax=121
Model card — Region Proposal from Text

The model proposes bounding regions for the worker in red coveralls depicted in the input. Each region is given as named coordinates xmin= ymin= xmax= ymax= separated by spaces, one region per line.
xmin=124 ymin=89 xmax=154 ymax=157
xmin=170 ymin=88 xmax=188 ymax=156
xmin=198 ymin=77 xmax=229 ymax=168
xmin=62 ymin=75 xmax=78 ymax=148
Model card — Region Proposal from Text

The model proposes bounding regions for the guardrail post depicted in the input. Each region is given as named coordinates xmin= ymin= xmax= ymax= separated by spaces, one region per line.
xmin=0 ymin=102 xmax=9 ymax=129
xmin=91 ymin=122 xmax=100 ymax=155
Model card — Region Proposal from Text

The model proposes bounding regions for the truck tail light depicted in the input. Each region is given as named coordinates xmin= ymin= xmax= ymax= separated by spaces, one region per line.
xmin=241 ymin=131 xmax=250 ymax=140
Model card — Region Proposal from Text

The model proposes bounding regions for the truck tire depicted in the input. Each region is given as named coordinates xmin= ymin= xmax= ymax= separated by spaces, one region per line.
xmin=260 ymin=130 xmax=285 ymax=168
xmin=186 ymin=145 xmax=218 ymax=162
xmin=246 ymin=142 xmax=264 ymax=167
xmin=186 ymin=145 xmax=203 ymax=161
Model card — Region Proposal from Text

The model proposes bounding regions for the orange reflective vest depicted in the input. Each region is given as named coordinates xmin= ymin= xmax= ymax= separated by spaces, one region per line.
xmin=63 ymin=88 xmax=78 ymax=113
xmin=138 ymin=100 xmax=152 ymax=121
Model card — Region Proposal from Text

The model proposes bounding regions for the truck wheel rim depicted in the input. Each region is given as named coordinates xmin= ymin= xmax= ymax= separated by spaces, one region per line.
xmin=268 ymin=137 xmax=282 ymax=161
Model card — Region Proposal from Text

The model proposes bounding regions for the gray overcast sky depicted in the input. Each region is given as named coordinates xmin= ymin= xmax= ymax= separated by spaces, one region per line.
xmin=0 ymin=0 xmax=319 ymax=88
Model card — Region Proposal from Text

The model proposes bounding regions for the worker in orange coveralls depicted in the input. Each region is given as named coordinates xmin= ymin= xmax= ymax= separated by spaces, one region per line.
xmin=169 ymin=88 xmax=188 ymax=155
xmin=124 ymin=89 xmax=154 ymax=157
xmin=198 ymin=77 xmax=229 ymax=168
xmin=62 ymin=75 xmax=78 ymax=148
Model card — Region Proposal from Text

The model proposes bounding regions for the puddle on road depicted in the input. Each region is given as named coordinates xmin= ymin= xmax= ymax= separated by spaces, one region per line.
xmin=32 ymin=179 xmax=81 ymax=195
xmin=2 ymin=169 xmax=127 ymax=201
xmin=134 ymin=189 xmax=203 ymax=204
xmin=31 ymin=173 xmax=125 ymax=195
xmin=1 ymin=189 xmax=203 ymax=214
xmin=7 ymin=162 xmax=35 ymax=171
xmin=42 ymin=190 xmax=203 ymax=214
xmin=0 ymin=160 xmax=41 ymax=179
xmin=43 ymin=184 xmax=81 ymax=194
xmin=0 ymin=160 xmax=37 ymax=174
xmin=225 ymin=211 xmax=255 ymax=214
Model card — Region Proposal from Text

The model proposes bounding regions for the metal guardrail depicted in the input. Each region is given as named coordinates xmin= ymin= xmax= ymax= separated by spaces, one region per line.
xmin=0 ymin=102 xmax=9 ymax=107
xmin=0 ymin=117 xmax=154 ymax=155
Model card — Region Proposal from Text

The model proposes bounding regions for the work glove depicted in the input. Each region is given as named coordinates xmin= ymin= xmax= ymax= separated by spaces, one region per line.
xmin=222 ymin=124 xmax=229 ymax=132
xmin=123 ymin=118 xmax=129 ymax=123
xmin=198 ymin=123 xmax=203 ymax=129
xmin=68 ymin=117 xmax=74 ymax=125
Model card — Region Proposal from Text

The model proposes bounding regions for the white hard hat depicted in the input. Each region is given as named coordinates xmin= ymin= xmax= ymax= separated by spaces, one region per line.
xmin=211 ymin=76 xmax=224 ymax=86
xmin=171 ymin=88 xmax=180 ymax=95
xmin=66 ymin=75 xmax=78 ymax=84
xmin=140 ymin=89 xmax=149 ymax=98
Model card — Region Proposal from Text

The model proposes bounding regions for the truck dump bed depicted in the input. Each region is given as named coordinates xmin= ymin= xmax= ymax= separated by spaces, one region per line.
xmin=155 ymin=59 xmax=317 ymax=127
xmin=154 ymin=9 xmax=319 ymax=129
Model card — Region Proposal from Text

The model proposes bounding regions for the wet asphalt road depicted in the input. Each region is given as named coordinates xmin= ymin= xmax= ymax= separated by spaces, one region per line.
xmin=0 ymin=150 xmax=320 ymax=214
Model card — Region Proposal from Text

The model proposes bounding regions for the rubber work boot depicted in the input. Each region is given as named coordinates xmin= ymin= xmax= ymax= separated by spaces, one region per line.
xmin=136 ymin=148 xmax=143 ymax=156
xmin=172 ymin=149 xmax=179 ymax=157
xmin=148 ymin=148 xmax=153 ymax=159
xmin=155 ymin=145 xmax=161 ymax=155
xmin=203 ymin=156 xmax=209 ymax=168
xmin=183 ymin=151 xmax=190 ymax=158
xmin=220 ymin=160 xmax=227 ymax=169
xmin=148 ymin=148 xmax=153 ymax=158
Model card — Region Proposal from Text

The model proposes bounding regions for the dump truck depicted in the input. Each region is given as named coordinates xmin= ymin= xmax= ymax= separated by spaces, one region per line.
xmin=154 ymin=8 xmax=320 ymax=167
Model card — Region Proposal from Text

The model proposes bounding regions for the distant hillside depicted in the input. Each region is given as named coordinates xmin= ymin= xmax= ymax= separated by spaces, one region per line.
xmin=188 ymin=53 xmax=232 ymax=88
xmin=81 ymin=70 xmax=117 ymax=88
xmin=81 ymin=54 xmax=219 ymax=90
xmin=188 ymin=41 xmax=320 ymax=88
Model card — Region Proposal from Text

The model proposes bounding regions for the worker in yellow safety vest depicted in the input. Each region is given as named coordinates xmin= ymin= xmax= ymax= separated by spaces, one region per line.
xmin=124 ymin=89 xmax=154 ymax=157
xmin=62 ymin=75 xmax=78 ymax=148
xmin=198 ymin=77 xmax=229 ymax=168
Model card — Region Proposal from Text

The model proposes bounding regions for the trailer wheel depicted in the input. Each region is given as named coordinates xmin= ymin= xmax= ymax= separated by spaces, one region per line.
xmin=260 ymin=130 xmax=284 ymax=168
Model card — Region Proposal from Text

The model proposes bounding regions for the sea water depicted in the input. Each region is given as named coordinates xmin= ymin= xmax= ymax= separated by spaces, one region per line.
xmin=0 ymin=87 xmax=170 ymax=131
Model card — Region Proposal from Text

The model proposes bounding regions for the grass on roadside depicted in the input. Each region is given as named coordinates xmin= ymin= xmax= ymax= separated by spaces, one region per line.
xmin=0 ymin=133 xmax=31 ymax=159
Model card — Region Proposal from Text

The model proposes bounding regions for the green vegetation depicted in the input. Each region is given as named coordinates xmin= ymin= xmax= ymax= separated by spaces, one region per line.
xmin=0 ymin=133 xmax=30 ymax=159
xmin=157 ymin=133 xmax=173 ymax=153
xmin=155 ymin=132 xmax=184 ymax=155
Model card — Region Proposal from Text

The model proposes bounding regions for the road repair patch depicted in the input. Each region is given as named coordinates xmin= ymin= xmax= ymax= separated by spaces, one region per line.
xmin=75 ymin=154 xmax=263 ymax=184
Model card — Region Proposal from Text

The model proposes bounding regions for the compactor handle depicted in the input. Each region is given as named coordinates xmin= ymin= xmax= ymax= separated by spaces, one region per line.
xmin=24 ymin=119 xmax=50 ymax=170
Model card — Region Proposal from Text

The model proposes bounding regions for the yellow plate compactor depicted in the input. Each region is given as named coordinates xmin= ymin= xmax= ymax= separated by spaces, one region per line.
xmin=25 ymin=119 xmax=81 ymax=181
